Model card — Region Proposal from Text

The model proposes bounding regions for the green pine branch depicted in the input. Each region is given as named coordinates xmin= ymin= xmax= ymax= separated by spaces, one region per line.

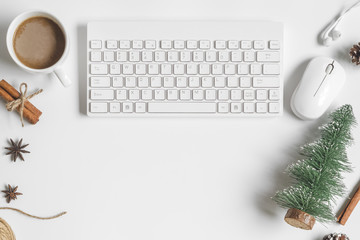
xmin=273 ymin=104 xmax=357 ymax=223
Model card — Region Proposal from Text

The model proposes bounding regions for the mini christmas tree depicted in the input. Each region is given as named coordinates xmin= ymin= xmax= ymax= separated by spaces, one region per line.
xmin=274 ymin=105 xmax=356 ymax=230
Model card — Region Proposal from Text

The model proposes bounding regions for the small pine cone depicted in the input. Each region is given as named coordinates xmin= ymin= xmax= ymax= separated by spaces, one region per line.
xmin=350 ymin=42 xmax=360 ymax=65
xmin=323 ymin=233 xmax=350 ymax=240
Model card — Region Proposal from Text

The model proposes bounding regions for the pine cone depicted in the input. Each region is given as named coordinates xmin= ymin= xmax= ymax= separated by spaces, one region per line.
xmin=323 ymin=233 xmax=349 ymax=240
xmin=350 ymin=42 xmax=360 ymax=65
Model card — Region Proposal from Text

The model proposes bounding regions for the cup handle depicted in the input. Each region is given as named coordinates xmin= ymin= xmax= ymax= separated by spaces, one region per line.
xmin=54 ymin=68 xmax=72 ymax=87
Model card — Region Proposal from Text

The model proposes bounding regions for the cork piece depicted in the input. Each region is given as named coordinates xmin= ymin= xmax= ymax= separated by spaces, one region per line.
xmin=284 ymin=208 xmax=316 ymax=230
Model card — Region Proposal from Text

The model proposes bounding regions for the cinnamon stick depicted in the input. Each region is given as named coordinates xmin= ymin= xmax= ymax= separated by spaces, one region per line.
xmin=0 ymin=86 xmax=39 ymax=124
xmin=338 ymin=186 xmax=360 ymax=225
xmin=0 ymin=79 xmax=42 ymax=117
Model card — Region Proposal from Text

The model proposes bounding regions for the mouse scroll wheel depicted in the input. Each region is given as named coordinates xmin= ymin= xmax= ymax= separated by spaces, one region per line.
xmin=325 ymin=63 xmax=334 ymax=75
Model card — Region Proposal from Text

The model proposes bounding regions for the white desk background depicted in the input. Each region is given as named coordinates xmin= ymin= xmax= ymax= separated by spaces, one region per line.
xmin=1 ymin=0 xmax=360 ymax=239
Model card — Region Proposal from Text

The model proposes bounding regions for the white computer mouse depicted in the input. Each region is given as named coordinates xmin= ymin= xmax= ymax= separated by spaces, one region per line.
xmin=291 ymin=57 xmax=346 ymax=120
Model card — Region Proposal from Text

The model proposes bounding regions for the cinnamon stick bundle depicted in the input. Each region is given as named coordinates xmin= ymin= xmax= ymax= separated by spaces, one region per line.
xmin=0 ymin=80 xmax=41 ymax=124
xmin=338 ymin=186 xmax=360 ymax=225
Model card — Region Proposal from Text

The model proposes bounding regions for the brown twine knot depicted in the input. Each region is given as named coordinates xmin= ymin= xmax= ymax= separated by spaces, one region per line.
xmin=5 ymin=83 xmax=43 ymax=127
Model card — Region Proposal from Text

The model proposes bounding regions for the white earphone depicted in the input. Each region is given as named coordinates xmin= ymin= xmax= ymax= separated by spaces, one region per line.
xmin=321 ymin=0 xmax=360 ymax=46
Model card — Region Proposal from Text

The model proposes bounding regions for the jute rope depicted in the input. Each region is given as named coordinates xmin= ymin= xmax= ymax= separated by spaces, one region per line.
xmin=0 ymin=218 xmax=15 ymax=240
xmin=0 ymin=207 xmax=66 ymax=220
xmin=6 ymin=83 xmax=43 ymax=127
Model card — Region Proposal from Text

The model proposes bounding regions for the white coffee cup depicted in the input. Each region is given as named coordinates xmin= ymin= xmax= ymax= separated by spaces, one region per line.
xmin=6 ymin=10 xmax=71 ymax=87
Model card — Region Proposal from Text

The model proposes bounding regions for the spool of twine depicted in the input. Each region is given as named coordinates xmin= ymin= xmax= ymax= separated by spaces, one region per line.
xmin=0 ymin=218 xmax=15 ymax=240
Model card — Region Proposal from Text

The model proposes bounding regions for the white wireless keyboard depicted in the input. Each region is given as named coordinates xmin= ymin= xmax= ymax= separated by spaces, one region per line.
xmin=87 ymin=21 xmax=283 ymax=116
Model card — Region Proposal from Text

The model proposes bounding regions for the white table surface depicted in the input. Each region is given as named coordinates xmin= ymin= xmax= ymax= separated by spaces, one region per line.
xmin=1 ymin=0 xmax=360 ymax=239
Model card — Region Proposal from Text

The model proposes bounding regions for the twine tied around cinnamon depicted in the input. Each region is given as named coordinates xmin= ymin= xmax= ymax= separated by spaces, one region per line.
xmin=5 ymin=83 xmax=43 ymax=127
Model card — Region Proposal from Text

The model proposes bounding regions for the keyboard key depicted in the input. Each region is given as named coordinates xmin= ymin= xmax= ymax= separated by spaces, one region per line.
xmin=263 ymin=64 xmax=280 ymax=75
xmin=135 ymin=64 xmax=146 ymax=74
xmin=180 ymin=51 xmax=191 ymax=62
xmin=269 ymin=89 xmax=280 ymax=100
xmin=243 ymin=90 xmax=255 ymax=100
xmin=129 ymin=52 xmax=140 ymax=62
xmin=218 ymin=51 xmax=230 ymax=62
xmin=145 ymin=40 xmax=156 ymax=49
xmin=187 ymin=40 xmax=198 ymax=49
xmin=154 ymin=90 xmax=165 ymax=100
xmin=227 ymin=77 xmax=238 ymax=87
xmin=116 ymin=90 xmax=127 ymax=100
xmin=256 ymin=102 xmax=267 ymax=113
xmin=176 ymin=77 xmax=187 ymax=87
xmin=256 ymin=89 xmax=267 ymax=100
xmin=90 ymin=102 xmax=107 ymax=112
xmin=110 ymin=64 xmax=121 ymax=74
xmin=199 ymin=64 xmax=210 ymax=75
xmin=269 ymin=40 xmax=280 ymax=49
xmin=215 ymin=40 xmax=226 ymax=49
xmin=91 ymin=90 xmax=114 ymax=100
xmin=253 ymin=77 xmax=279 ymax=88
xmin=218 ymin=90 xmax=229 ymax=100
xmin=90 ymin=51 xmax=102 ymax=62
xmin=113 ymin=77 xmax=124 ymax=87
xmin=116 ymin=51 xmax=127 ymax=62
xmin=148 ymin=103 xmax=216 ymax=113
xmin=231 ymin=51 xmax=242 ymax=62
xmin=231 ymin=89 xmax=242 ymax=100
xmin=193 ymin=89 xmax=204 ymax=100
xmin=132 ymin=40 xmax=143 ymax=49
xmin=180 ymin=90 xmax=191 ymax=100
xmin=212 ymin=64 xmax=223 ymax=75
xmin=193 ymin=51 xmax=204 ymax=62
xmin=168 ymin=51 xmax=179 ymax=62
xmin=201 ymin=77 xmax=212 ymax=87
xmin=138 ymin=77 xmax=149 ymax=87
xmin=241 ymin=40 xmax=252 ymax=49
xmin=125 ymin=77 xmax=136 ymax=87
xmin=187 ymin=64 xmax=197 ymax=75
xmin=257 ymin=51 xmax=280 ymax=62
xmin=90 ymin=40 xmax=102 ymax=49
xmin=142 ymin=51 xmax=153 ymax=62
xmin=122 ymin=64 xmax=134 ymax=74
xmin=189 ymin=77 xmax=200 ymax=87
xmin=206 ymin=51 xmax=216 ymax=62
xmin=231 ymin=103 xmax=242 ymax=112
xmin=164 ymin=77 xmax=175 ymax=87
xmin=104 ymin=52 xmax=115 ymax=62
xmin=205 ymin=90 xmax=216 ymax=100
xmin=240 ymin=77 xmax=251 ymax=88
xmin=151 ymin=77 xmax=162 ymax=87
xmin=91 ymin=77 xmax=110 ymax=87
xmin=214 ymin=77 xmax=225 ymax=87
xmin=155 ymin=51 xmax=166 ymax=62
xmin=119 ymin=40 xmax=130 ymax=49
xmin=161 ymin=64 xmax=172 ymax=75
xmin=123 ymin=102 xmax=133 ymax=113
xmin=254 ymin=40 xmax=265 ymax=49
xmin=244 ymin=51 xmax=255 ymax=62
xmin=161 ymin=40 xmax=172 ymax=49
xmin=269 ymin=102 xmax=280 ymax=113
xmin=90 ymin=64 xmax=107 ymax=75
xmin=106 ymin=40 xmax=118 ymax=49
xmin=218 ymin=103 xmax=229 ymax=113
xmin=167 ymin=90 xmax=179 ymax=100
xmin=142 ymin=90 xmax=152 ymax=100
xmin=228 ymin=40 xmax=239 ymax=49
xmin=148 ymin=64 xmax=159 ymax=74
xmin=129 ymin=90 xmax=140 ymax=100
xmin=199 ymin=40 xmax=210 ymax=49
xmin=174 ymin=40 xmax=185 ymax=49
xmin=135 ymin=102 xmax=146 ymax=113
xmin=225 ymin=64 xmax=236 ymax=75
xmin=250 ymin=64 xmax=262 ymax=75
xmin=243 ymin=102 xmax=255 ymax=113
xmin=174 ymin=64 xmax=185 ymax=75
xmin=238 ymin=64 xmax=249 ymax=75
xmin=110 ymin=102 xmax=121 ymax=113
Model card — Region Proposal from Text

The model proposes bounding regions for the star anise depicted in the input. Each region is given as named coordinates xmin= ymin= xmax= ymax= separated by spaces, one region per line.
xmin=5 ymin=138 xmax=30 ymax=162
xmin=2 ymin=185 xmax=23 ymax=203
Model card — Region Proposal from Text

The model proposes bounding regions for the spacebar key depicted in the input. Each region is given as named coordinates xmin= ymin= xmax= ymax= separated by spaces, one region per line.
xmin=148 ymin=103 xmax=216 ymax=113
